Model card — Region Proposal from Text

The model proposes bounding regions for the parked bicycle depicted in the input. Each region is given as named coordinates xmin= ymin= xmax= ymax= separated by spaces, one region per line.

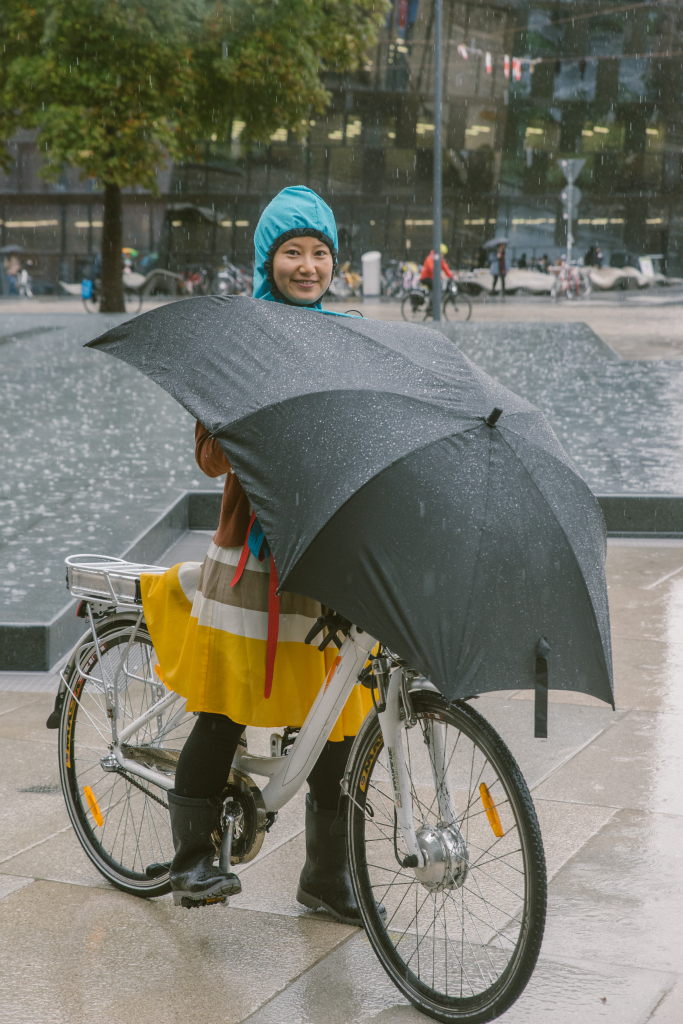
xmin=214 ymin=258 xmax=252 ymax=296
xmin=381 ymin=259 xmax=421 ymax=298
xmin=549 ymin=261 xmax=592 ymax=301
xmin=401 ymin=278 xmax=473 ymax=323
xmin=48 ymin=552 xmax=546 ymax=1024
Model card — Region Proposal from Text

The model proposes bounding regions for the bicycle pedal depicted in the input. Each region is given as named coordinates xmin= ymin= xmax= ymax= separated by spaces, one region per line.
xmin=174 ymin=893 xmax=230 ymax=909
xmin=145 ymin=862 xmax=170 ymax=879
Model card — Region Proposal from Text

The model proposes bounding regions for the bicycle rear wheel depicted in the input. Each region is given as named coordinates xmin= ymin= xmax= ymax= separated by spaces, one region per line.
xmin=442 ymin=293 xmax=473 ymax=322
xmin=346 ymin=691 xmax=546 ymax=1023
xmin=58 ymin=613 xmax=193 ymax=897
xmin=401 ymin=290 xmax=430 ymax=322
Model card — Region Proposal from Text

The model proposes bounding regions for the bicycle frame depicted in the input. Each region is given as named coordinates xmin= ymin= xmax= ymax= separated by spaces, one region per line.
xmin=64 ymin=611 xmax=433 ymax=866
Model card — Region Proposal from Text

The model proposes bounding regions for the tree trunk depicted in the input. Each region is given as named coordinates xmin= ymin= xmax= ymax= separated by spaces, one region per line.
xmin=99 ymin=182 xmax=124 ymax=312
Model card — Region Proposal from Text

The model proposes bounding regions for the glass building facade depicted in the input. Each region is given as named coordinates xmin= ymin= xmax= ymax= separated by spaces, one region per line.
xmin=2 ymin=0 xmax=683 ymax=290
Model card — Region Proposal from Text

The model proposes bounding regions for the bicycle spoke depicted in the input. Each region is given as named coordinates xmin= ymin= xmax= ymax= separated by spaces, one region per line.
xmin=59 ymin=616 xmax=193 ymax=896
xmin=348 ymin=691 xmax=546 ymax=1020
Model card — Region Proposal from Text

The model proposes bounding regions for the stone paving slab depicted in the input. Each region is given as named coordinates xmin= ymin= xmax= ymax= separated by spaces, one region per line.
xmin=541 ymin=807 xmax=683 ymax=975
xmin=0 ymin=879 xmax=356 ymax=1024
xmin=534 ymin=708 xmax=683 ymax=815
xmin=0 ymin=534 xmax=681 ymax=1023
xmin=241 ymin=928 xmax=674 ymax=1024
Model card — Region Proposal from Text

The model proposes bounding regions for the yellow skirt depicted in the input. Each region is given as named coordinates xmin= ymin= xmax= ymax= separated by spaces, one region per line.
xmin=140 ymin=542 xmax=374 ymax=741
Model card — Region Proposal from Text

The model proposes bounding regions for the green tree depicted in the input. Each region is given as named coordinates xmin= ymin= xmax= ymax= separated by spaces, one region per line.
xmin=0 ymin=0 xmax=388 ymax=311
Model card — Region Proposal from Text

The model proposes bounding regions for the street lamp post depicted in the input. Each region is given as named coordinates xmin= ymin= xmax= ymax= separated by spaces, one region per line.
xmin=558 ymin=158 xmax=585 ymax=267
xmin=432 ymin=0 xmax=443 ymax=321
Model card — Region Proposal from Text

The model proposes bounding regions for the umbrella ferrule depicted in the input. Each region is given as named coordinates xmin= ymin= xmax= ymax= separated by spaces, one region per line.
xmin=484 ymin=407 xmax=503 ymax=427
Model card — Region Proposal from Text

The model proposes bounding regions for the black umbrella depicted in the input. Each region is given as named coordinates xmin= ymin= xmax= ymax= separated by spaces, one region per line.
xmin=88 ymin=296 xmax=613 ymax=730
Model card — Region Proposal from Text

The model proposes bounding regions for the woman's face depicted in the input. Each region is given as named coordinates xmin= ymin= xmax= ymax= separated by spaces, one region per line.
xmin=272 ymin=236 xmax=333 ymax=304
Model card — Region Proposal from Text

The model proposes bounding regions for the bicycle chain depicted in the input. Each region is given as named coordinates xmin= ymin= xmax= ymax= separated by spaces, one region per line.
xmin=115 ymin=767 xmax=169 ymax=809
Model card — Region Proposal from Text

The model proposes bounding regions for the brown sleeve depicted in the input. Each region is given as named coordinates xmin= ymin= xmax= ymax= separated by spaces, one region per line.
xmin=195 ymin=421 xmax=231 ymax=478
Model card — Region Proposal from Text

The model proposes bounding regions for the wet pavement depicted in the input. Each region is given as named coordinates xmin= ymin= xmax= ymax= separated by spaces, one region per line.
xmin=0 ymin=530 xmax=682 ymax=1023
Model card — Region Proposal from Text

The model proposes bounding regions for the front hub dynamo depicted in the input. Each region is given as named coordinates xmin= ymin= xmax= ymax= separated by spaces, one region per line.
xmin=413 ymin=823 xmax=469 ymax=892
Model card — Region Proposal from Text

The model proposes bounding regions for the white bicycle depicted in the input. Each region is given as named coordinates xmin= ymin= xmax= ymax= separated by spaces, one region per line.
xmin=49 ymin=554 xmax=546 ymax=1024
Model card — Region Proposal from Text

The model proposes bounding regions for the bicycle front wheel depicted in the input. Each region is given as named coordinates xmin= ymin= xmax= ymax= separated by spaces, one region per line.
xmin=401 ymin=290 xmax=430 ymax=322
xmin=346 ymin=690 xmax=546 ymax=1024
xmin=442 ymin=293 xmax=473 ymax=322
xmin=58 ymin=613 xmax=194 ymax=897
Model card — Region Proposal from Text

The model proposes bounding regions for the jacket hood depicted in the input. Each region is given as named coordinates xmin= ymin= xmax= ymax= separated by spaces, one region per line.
xmin=253 ymin=186 xmax=338 ymax=309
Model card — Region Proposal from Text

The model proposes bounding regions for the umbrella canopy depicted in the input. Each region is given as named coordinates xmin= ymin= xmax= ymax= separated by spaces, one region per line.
xmin=88 ymin=296 xmax=613 ymax=717
xmin=483 ymin=236 xmax=509 ymax=249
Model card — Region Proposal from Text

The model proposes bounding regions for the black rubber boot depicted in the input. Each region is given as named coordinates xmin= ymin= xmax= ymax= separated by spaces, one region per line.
xmin=168 ymin=790 xmax=241 ymax=908
xmin=296 ymin=794 xmax=364 ymax=926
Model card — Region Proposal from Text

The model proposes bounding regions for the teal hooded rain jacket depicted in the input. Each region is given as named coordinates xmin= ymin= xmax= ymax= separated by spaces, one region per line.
xmin=252 ymin=186 xmax=339 ymax=312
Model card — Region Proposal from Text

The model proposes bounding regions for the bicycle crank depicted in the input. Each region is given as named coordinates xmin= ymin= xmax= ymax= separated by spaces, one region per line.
xmin=212 ymin=769 xmax=268 ymax=865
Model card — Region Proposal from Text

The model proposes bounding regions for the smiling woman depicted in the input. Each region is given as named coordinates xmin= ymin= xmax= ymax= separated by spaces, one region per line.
xmin=137 ymin=185 xmax=375 ymax=918
xmin=272 ymin=235 xmax=334 ymax=305
xmin=256 ymin=186 xmax=339 ymax=309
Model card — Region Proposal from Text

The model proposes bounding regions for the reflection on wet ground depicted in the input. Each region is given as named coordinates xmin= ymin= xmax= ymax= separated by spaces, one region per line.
xmin=443 ymin=322 xmax=683 ymax=494
xmin=1 ymin=315 xmax=219 ymax=622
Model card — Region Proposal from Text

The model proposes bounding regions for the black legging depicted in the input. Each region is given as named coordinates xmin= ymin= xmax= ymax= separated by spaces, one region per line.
xmin=174 ymin=711 xmax=353 ymax=810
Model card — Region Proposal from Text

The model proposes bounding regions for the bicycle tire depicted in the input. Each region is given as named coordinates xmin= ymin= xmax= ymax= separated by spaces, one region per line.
xmin=442 ymin=294 xmax=473 ymax=322
xmin=58 ymin=613 xmax=194 ymax=897
xmin=346 ymin=691 xmax=546 ymax=1023
xmin=401 ymin=290 xmax=430 ymax=323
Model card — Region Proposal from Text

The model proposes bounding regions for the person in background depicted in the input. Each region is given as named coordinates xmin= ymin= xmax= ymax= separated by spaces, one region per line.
xmin=419 ymin=243 xmax=454 ymax=290
xmin=18 ymin=260 xmax=33 ymax=298
xmin=489 ymin=242 xmax=507 ymax=296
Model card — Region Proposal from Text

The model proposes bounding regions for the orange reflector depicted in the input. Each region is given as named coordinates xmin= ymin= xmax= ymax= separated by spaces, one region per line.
xmin=323 ymin=656 xmax=342 ymax=689
xmin=84 ymin=785 xmax=104 ymax=827
xmin=479 ymin=783 xmax=504 ymax=837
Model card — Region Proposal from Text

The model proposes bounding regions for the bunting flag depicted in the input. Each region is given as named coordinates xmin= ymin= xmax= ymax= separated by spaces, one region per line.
xmin=454 ymin=41 xmax=683 ymax=79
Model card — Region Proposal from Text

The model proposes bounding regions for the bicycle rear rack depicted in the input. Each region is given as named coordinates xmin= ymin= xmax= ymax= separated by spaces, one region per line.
xmin=65 ymin=553 xmax=167 ymax=608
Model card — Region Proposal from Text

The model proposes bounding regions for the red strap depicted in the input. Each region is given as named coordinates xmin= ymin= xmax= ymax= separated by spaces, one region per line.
xmin=230 ymin=512 xmax=280 ymax=699
xmin=264 ymin=553 xmax=280 ymax=699
xmin=230 ymin=511 xmax=257 ymax=587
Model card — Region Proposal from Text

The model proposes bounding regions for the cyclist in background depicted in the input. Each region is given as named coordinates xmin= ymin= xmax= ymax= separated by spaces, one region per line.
xmin=419 ymin=243 xmax=454 ymax=290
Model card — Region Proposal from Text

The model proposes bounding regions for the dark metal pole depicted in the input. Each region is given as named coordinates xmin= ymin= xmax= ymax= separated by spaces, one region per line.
xmin=432 ymin=0 xmax=443 ymax=321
